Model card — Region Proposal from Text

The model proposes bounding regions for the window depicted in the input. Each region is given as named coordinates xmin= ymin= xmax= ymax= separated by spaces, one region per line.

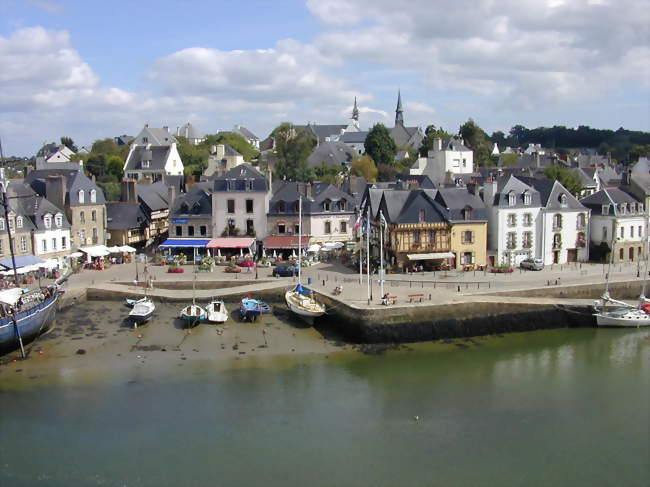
xmin=620 ymin=248 xmax=624 ymax=260
xmin=639 ymin=226 xmax=643 ymax=238
xmin=577 ymin=213 xmax=586 ymax=228
xmin=340 ymin=221 xmax=347 ymax=233
xmin=461 ymin=231 xmax=473 ymax=244
xmin=0 ymin=240 xmax=3 ymax=255
xmin=602 ymin=204 xmax=610 ymax=215
xmin=52 ymin=238 xmax=57 ymax=251
xmin=246 ymin=199 xmax=254 ymax=214
xmin=523 ymin=232 xmax=533 ymax=249
xmin=142 ymin=160 xmax=149 ymax=168
xmin=620 ymin=227 xmax=624 ymax=239
xmin=523 ymin=213 xmax=533 ymax=227
xmin=577 ymin=232 xmax=586 ymax=247
xmin=559 ymin=194 xmax=567 ymax=206
xmin=90 ymin=189 xmax=96 ymax=203
xmin=553 ymin=214 xmax=562 ymax=230
xmin=8 ymin=217 xmax=14 ymax=230
xmin=506 ymin=232 xmax=516 ymax=249
xmin=79 ymin=230 xmax=86 ymax=245
xmin=277 ymin=201 xmax=286 ymax=213
xmin=41 ymin=239 xmax=47 ymax=253
xmin=55 ymin=214 xmax=63 ymax=227
xmin=339 ymin=201 xmax=347 ymax=211
xmin=418 ymin=209 xmax=425 ymax=223
xmin=507 ymin=214 xmax=516 ymax=227
xmin=44 ymin=214 xmax=52 ymax=229
xmin=200 ymin=225 xmax=207 ymax=236
xmin=278 ymin=223 xmax=286 ymax=234
xmin=80 ymin=211 xmax=85 ymax=224
xmin=92 ymin=210 xmax=97 ymax=222
xmin=462 ymin=206 xmax=472 ymax=220
xmin=523 ymin=192 xmax=531 ymax=206
xmin=462 ymin=252 xmax=473 ymax=265
xmin=508 ymin=191 xmax=516 ymax=206
xmin=619 ymin=203 xmax=626 ymax=215
xmin=16 ymin=216 xmax=23 ymax=229
xmin=20 ymin=236 xmax=27 ymax=252
xmin=323 ymin=200 xmax=331 ymax=212
xmin=92 ymin=228 xmax=98 ymax=244
xmin=0 ymin=218 xmax=4 ymax=230
xmin=188 ymin=226 xmax=195 ymax=236
xmin=293 ymin=223 xmax=299 ymax=235
xmin=429 ymin=230 xmax=436 ymax=245
xmin=175 ymin=226 xmax=182 ymax=236
xmin=247 ymin=180 xmax=254 ymax=191
xmin=78 ymin=190 xmax=85 ymax=203
xmin=553 ymin=234 xmax=562 ymax=249
xmin=631 ymin=226 xmax=634 ymax=238
xmin=142 ymin=137 xmax=148 ymax=143
xmin=413 ymin=230 xmax=421 ymax=244
xmin=227 ymin=199 xmax=235 ymax=214
xmin=246 ymin=220 xmax=254 ymax=236
xmin=61 ymin=236 xmax=67 ymax=250
xmin=603 ymin=226 xmax=608 ymax=241
xmin=325 ymin=221 xmax=332 ymax=234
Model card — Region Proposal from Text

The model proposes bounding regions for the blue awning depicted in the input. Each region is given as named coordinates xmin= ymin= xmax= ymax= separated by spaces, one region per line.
xmin=0 ymin=255 xmax=46 ymax=269
xmin=159 ymin=239 xmax=211 ymax=248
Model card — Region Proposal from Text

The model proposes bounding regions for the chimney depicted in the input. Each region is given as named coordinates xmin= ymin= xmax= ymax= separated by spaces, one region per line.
xmin=622 ymin=168 xmax=631 ymax=186
xmin=216 ymin=144 xmax=225 ymax=159
xmin=211 ymin=145 xmax=217 ymax=155
xmin=163 ymin=126 xmax=169 ymax=133
xmin=535 ymin=152 xmax=540 ymax=169
xmin=121 ymin=178 xmax=138 ymax=203
xmin=433 ymin=138 xmax=442 ymax=151
xmin=483 ymin=178 xmax=497 ymax=206
xmin=45 ymin=175 xmax=66 ymax=210
xmin=167 ymin=183 xmax=176 ymax=207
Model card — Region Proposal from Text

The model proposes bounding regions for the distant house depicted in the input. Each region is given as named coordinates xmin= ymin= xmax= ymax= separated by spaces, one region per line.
xmin=106 ymin=202 xmax=150 ymax=247
xmin=35 ymin=143 xmax=80 ymax=170
xmin=204 ymin=144 xmax=244 ymax=177
xmin=123 ymin=125 xmax=184 ymax=181
xmin=233 ymin=125 xmax=260 ymax=149
xmin=176 ymin=122 xmax=205 ymax=145
xmin=339 ymin=130 xmax=368 ymax=156
xmin=307 ymin=141 xmax=355 ymax=171
xmin=410 ymin=137 xmax=474 ymax=184
xmin=114 ymin=135 xmax=134 ymax=146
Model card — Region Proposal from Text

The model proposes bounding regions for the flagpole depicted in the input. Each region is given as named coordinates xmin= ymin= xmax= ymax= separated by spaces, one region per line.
xmin=379 ymin=210 xmax=384 ymax=299
xmin=366 ymin=207 xmax=372 ymax=302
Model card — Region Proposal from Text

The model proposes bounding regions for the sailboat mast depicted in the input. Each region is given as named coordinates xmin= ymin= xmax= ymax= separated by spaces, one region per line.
xmin=298 ymin=195 xmax=302 ymax=285
xmin=641 ymin=219 xmax=649 ymax=300
xmin=605 ymin=237 xmax=616 ymax=298
xmin=192 ymin=247 xmax=196 ymax=306
xmin=0 ymin=153 xmax=19 ymax=288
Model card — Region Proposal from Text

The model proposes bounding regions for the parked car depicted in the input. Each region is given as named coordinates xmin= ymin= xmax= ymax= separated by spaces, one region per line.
xmin=520 ymin=258 xmax=544 ymax=271
xmin=272 ymin=265 xmax=297 ymax=277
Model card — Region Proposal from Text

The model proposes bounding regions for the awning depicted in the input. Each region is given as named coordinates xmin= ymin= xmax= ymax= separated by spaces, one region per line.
xmin=263 ymin=235 xmax=310 ymax=250
xmin=407 ymin=252 xmax=455 ymax=261
xmin=107 ymin=246 xmax=122 ymax=253
xmin=206 ymin=238 xmax=255 ymax=249
xmin=307 ymin=244 xmax=321 ymax=252
xmin=0 ymin=255 xmax=45 ymax=269
xmin=68 ymin=252 xmax=83 ymax=258
xmin=119 ymin=245 xmax=137 ymax=252
xmin=159 ymin=239 xmax=211 ymax=248
xmin=41 ymin=259 xmax=59 ymax=270
xmin=0 ymin=288 xmax=23 ymax=306
xmin=322 ymin=241 xmax=344 ymax=250
xmin=79 ymin=245 xmax=110 ymax=257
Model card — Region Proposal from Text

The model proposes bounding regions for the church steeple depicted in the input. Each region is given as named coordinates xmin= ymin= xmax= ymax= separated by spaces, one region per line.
xmin=352 ymin=96 xmax=359 ymax=122
xmin=395 ymin=89 xmax=404 ymax=126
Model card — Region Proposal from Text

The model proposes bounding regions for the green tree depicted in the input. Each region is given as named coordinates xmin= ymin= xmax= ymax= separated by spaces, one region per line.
xmin=459 ymin=119 xmax=492 ymax=166
xmin=85 ymin=153 xmax=107 ymax=178
xmin=176 ymin=136 xmax=209 ymax=173
xmin=543 ymin=165 xmax=583 ymax=196
xmin=350 ymin=155 xmax=378 ymax=182
xmin=106 ymin=155 xmax=124 ymax=180
xmin=500 ymin=153 xmax=519 ymax=166
xmin=314 ymin=164 xmax=342 ymax=184
xmin=418 ymin=125 xmax=450 ymax=156
xmin=271 ymin=124 xmax=317 ymax=182
xmin=377 ymin=163 xmax=399 ymax=182
xmin=91 ymin=138 xmax=120 ymax=156
xmin=364 ymin=123 xmax=397 ymax=166
xmin=201 ymin=133 xmax=260 ymax=161
xmin=60 ymin=136 xmax=77 ymax=152
xmin=96 ymin=181 xmax=121 ymax=202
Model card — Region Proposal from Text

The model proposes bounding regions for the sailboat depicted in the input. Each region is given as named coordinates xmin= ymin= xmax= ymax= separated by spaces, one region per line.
xmin=594 ymin=237 xmax=650 ymax=327
xmin=285 ymin=195 xmax=325 ymax=323
xmin=128 ymin=258 xmax=155 ymax=326
xmin=180 ymin=248 xmax=205 ymax=325
xmin=0 ymin=165 xmax=62 ymax=357
xmin=205 ymin=298 xmax=228 ymax=323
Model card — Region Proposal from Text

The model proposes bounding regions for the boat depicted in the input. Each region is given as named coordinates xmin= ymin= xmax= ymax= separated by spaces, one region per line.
xmin=205 ymin=299 xmax=228 ymax=323
xmin=284 ymin=195 xmax=325 ymax=322
xmin=594 ymin=235 xmax=650 ymax=327
xmin=239 ymin=297 xmax=262 ymax=322
xmin=128 ymin=298 xmax=155 ymax=325
xmin=126 ymin=297 xmax=147 ymax=307
xmin=179 ymin=248 xmax=205 ymax=325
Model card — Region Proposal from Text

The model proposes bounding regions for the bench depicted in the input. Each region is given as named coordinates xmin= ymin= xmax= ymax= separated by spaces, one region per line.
xmin=382 ymin=295 xmax=397 ymax=305
xmin=408 ymin=293 xmax=424 ymax=303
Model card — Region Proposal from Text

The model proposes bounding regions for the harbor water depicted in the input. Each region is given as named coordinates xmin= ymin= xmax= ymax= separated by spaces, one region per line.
xmin=0 ymin=301 xmax=648 ymax=486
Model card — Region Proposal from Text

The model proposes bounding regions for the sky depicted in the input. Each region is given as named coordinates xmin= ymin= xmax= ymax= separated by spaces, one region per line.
xmin=0 ymin=0 xmax=649 ymax=156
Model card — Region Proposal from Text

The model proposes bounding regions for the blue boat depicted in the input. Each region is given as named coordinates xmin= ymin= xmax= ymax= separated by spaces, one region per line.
xmin=0 ymin=287 xmax=61 ymax=355
xmin=239 ymin=298 xmax=262 ymax=322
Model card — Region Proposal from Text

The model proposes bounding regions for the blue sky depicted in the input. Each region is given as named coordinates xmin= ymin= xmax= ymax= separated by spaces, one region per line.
xmin=1 ymin=0 xmax=648 ymax=155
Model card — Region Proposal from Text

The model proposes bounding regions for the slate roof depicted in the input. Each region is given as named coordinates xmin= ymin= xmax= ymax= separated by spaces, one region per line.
xmin=114 ymin=135 xmax=134 ymax=146
xmin=138 ymin=182 xmax=170 ymax=212
xmin=390 ymin=124 xmax=423 ymax=148
xmin=434 ymin=188 xmax=488 ymax=222
xmin=518 ymin=177 xmax=586 ymax=211
xmin=381 ymin=190 xmax=447 ymax=225
xmin=234 ymin=125 xmax=259 ymax=141
xmin=632 ymin=157 xmax=650 ymax=174
xmin=630 ymin=174 xmax=650 ymax=195
xmin=124 ymin=145 xmax=172 ymax=171
xmin=268 ymin=182 xmax=355 ymax=215
xmin=307 ymin=141 xmax=355 ymax=168
xmin=36 ymin=143 xmax=63 ymax=158
xmin=296 ymin=124 xmax=347 ymax=143
xmin=24 ymin=169 xmax=106 ymax=206
xmin=171 ymin=182 xmax=213 ymax=217
xmin=16 ymin=193 xmax=71 ymax=230
xmin=177 ymin=123 xmax=203 ymax=140
xmin=213 ymin=164 xmax=268 ymax=192
xmin=339 ymin=131 xmax=368 ymax=144
xmin=0 ymin=184 xmax=36 ymax=234
xmin=580 ymin=188 xmax=642 ymax=216
xmin=136 ymin=126 xmax=177 ymax=146
xmin=441 ymin=137 xmax=471 ymax=152
xmin=223 ymin=145 xmax=241 ymax=157
xmin=492 ymin=175 xmax=543 ymax=208
xmin=106 ymin=202 xmax=149 ymax=230
xmin=395 ymin=174 xmax=436 ymax=189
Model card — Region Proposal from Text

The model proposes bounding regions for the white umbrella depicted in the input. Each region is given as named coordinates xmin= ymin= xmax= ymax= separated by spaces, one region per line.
xmin=119 ymin=245 xmax=136 ymax=253
xmin=239 ymin=248 xmax=243 ymax=257
xmin=217 ymin=248 xmax=221 ymax=257
xmin=273 ymin=250 xmax=277 ymax=258
xmin=68 ymin=252 xmax=83 ymax=258
xmin=107 ymin=246 xmax=122 ymax=253
xmin=331 ymin=242 xmax=344 ymax=249
xmin=307 ymin=244 xmax=321 ymax=252
xmin=41 ymin=259 xmax=59 ymax=270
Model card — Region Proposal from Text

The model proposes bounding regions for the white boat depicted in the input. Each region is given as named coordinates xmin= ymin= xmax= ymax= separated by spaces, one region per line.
xmin=205 ymin=299 xmax=228 ymax=323
xmin=126 ymin=297 xmax=146 ymax=307
xmin=180 ymin=304 xmax=206 ymax=323
xmin=285 ymin=196 xmax=326 ymax=322
xmin=129 ymin=298 xmax=155 ymax=325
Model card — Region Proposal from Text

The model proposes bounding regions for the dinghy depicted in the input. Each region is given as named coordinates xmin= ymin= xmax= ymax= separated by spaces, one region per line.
xmin=205 ymin=299 xmax=228 ymax=324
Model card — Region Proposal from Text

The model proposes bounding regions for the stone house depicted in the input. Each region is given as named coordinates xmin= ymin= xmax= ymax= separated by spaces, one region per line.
xmin=123 ymin=125 xmax=184 ymax=181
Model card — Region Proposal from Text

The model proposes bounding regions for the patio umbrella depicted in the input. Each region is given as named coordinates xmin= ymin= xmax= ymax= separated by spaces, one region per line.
xmin=262 ymin=248 xmax=266 ymax=258
xmin=240 ymin=248 xmax=243 ymax=257
xmin=217 ymin=248 xmax=221 ymax=257
xmin=273 ymin=250 xmax=277 ymax=258
xmin=307 ymin=244 xmax=321 ymax=252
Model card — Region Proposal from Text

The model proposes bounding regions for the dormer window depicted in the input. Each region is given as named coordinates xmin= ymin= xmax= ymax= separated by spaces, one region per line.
xmin=508 ymin=191 xmax=516 ymax=206
xmin=227 ymin=180 xmax=234 ymax=191
xmin=323 ymin=200 xmax=331 ymax=212
xmin=292 ymin=201 xmax=299 ymax=213
xmin=142 ymin=137 xmax=148 ymax=143
xmin=602 ymin=204 xmax=609 ymax=215
xmin=90 ymin=189 xmax=96 ymax=203
xmin=55 ymin=214 xmax=63 ymax=227
xmin=44 ymin=214 xmax=52 ymax=229
xmin=619 ymin=203 xmax=626 ymax=215
xmin=0 ymin=218 xmax=5 ymax=230
xmin=559 ymin=193 xmax=567 ymax=206
xmin=523 ymin=191 xmax=531 ymax=206
xmin=16 ymin=216 xmax=23 ymax=229
xmin=142 ymin=160 xmax=149 ymax=168
xmin=339 ymin=200 xmax=346 ymax=211
xmin=419 ymin=209 xmax=426 ymax=223
xmin=78 ymin=190 xmax=85 ymax=204
xmin=277 ymin=201 xmax=286 ymax=213
xmin=247 ymin=180 xmax=254 ymax=191
xmin=462 ymin=206 xmax=472 ymax=220
xmin=180 ymin=203 xmax=189 ymax=214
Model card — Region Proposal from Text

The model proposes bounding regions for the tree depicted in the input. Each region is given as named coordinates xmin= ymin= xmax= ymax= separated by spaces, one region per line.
xmin=176 ymin=136 xmax=209 ymax=173
xmin=543 ymin=165 xmax=583 ymax=196
xmin=418 ymin=125 xmax=450 ymax=157
xmin=314 ymin=164 xmax=343 ymax=184
xmin=201 ymin=133 xmax=259 ymax=161
xmin=96 ymin=181 xmax=121 ymax=202
xmin=459 ymin=119 xmax=492 ymax=166
xmin=91 ymin=138 xmax=120 ymax=156
xmin=60 ymin=136 xmax=77 ymax=152
xmin=270 ymin=124 xmax=317 ymax=182
xmin=377 ymin=163 xmax=399 ymax=182
xmin=364 ymin=123 xmax=397 ymax=166
xmin=106 ymin=155 xmax=124 ymax=180
xmin=85 ymin=153 xmax=107 ymax=179
xmin=350 ymin=155 xmax=378 ymax=182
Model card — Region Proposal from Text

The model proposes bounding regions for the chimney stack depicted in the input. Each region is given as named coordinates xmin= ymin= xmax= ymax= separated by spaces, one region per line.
xmin=167 ymin=183 xmax=176 ymax=207
xmin=45 ymin=175 xmax=66 ymax=210
xmin=121 ymin=178 xmax=138 ymax=203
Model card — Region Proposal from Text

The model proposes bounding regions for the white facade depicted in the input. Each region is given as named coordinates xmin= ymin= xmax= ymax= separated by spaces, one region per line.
xmin=212 ymin=191 xmax=270 ymax=239
xmin=303 ymin=214 xmax=356 ymax=243
xmin=410 ymin=138 xmax=474 ymax=184
xmin=537 ymin=209 xmax=590 ymax=264
xmin=487 ymin=205 xmax=541 ymax=266
xmin=33 ymin=227 xmax=71 ymax=260
xmin=163 ymin=143 xmax=184 ymax=176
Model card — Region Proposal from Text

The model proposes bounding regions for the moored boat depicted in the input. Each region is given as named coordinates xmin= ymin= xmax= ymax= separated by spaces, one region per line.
xmin=126 ymin=297 xmax=147 ymax=307
xmin=205 ymin=299 xmax=228 ymax=323
xmin=180 ymin=304 xmax=206 ymax=324
xmin=239 ymin=298 xmax=262 ymax=322
xmin=285 ymin=284 xmax=325 ymax=322
xmin=129 ymin=298 xmax=155 ymax=325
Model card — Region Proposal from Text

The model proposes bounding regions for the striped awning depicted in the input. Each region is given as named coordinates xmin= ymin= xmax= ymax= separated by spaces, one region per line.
xmin=407 ymin=252 xmax=455 ymax=261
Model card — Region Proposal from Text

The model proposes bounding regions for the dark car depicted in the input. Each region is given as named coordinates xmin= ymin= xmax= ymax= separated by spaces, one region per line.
xmin=272 ymin=265 xmax=297 ymax=277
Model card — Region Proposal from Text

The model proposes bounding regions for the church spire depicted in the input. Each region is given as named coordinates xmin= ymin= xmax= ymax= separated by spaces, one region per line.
xmin=352 ymin=96 xmax=359 ymax=122
xmin=395 ymin=89 xmax=404 ymax=126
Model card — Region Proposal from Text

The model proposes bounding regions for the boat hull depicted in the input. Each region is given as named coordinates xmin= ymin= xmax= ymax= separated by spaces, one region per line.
xmin=206 ymin=302 xmax=228 ymax=323
xmin=0 ymin=292 xmax=60 ymax=355
xmin=285 ymin=290 xmax=326 ymax=320
xmin=180 ymin=305 xmax=206 ymax=323
xmin=595 ymin=310 xmax=650 ymax=327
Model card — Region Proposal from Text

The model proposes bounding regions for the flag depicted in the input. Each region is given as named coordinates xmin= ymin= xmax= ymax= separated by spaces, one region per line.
xmin=352 ymin=213 xmax=362 ymax=232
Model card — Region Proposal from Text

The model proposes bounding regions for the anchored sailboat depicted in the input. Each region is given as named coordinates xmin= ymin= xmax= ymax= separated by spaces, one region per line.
xmin=285 ymin=195 xmax=325 ymax=323
xmin=128 ymin=257 xmax=155 ymax=326
xmin=180 ymin=247 xmax=206 ymax=325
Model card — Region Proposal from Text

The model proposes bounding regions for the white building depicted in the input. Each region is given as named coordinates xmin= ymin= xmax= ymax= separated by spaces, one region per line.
xmin=123 ymin=125 xmax=184 ymax=181
xmin=410 ymin=137 xmax=474 ymax=185
xmin=580 ymin=188 xmax=647 ymax=263
xmin=176 ymin=122 xmax=205 ymax=145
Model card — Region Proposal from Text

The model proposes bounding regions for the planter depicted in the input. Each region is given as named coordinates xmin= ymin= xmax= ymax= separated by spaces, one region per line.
xmin=224 ymin=267 xmax=242 ymax=273
xmin=168 ymin=268 xmax=185 ymax=274
xmin=490 ymin=268 xmax=513 ymax=274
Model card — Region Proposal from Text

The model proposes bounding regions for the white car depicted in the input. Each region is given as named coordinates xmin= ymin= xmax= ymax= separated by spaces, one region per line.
xmin=520 ymin=258 xmax=544 ymax=271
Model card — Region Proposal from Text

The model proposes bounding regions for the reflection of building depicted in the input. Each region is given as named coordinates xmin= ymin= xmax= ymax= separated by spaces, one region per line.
xmin=580 ymin=188 xmax=646 ymax=263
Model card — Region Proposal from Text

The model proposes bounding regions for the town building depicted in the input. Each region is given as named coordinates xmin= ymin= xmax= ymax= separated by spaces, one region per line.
xmin=390 ymin=91 xmax=424 ymax=150
xmin=307 ymin=141 xmax=355 ymax=171
xmin=123 ymin=125 xmax=184 ymax=181
xmin=35 ymin=143 xmax=81 ymax=170
xmin=176 ymin=122 xmax=205 ymax=145
xmin=410 ymin=137 xmax=474 ymax=184
xmin=232 ymin=125 xmax=260 ymax=150
xmin=106 ymin=202 xmax=150 ymax=247
xmin=169 ymin=182 xmax=213 ymax=239
xmin=0 ymin=183 xmax=36 ymax=261
xmin=580 ymin=188 xmax=646 ymax=263
xmin=204 ymin=144 xmax=244 ymax=177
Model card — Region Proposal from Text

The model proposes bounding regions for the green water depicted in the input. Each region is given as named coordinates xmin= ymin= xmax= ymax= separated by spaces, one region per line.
xmin=1 ymin=328 xmax=648 ymax=486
